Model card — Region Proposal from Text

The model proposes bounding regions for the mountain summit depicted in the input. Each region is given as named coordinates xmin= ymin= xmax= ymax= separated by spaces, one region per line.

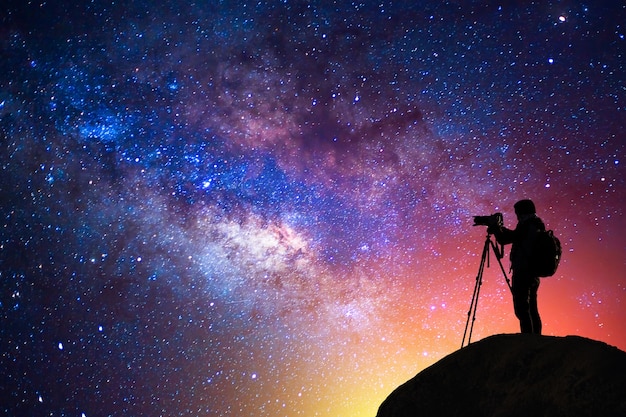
xmin=377 ymin=334 xmax=626 ymax=417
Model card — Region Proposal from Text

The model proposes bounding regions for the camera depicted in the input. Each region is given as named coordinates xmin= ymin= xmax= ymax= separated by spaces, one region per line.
xmin=473 ymin=212 xmax=503 ymax=228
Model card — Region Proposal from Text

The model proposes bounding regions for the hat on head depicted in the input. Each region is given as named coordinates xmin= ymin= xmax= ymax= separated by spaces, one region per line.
xmin=514 ymin=199 xmax=536 ymax=215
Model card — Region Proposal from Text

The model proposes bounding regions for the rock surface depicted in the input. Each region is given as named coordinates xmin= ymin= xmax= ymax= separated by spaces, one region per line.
xmin=377 ymin=334 xmax=626 ymax=417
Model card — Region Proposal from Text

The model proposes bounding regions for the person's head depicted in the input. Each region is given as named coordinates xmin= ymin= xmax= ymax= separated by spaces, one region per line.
xmin=514 ymin=199 xmax=536 ymax=220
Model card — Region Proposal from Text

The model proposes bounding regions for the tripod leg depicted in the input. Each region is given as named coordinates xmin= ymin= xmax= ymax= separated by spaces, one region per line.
xmin=461 ymin=237 xmax=489 ymax=348
xmin=490 ymin=239 xmax=512 ymax=292
xmin=466 ymin=256 xmax=486 ymax=347
xmin=462 ymin=234 xmax=513 ymax=348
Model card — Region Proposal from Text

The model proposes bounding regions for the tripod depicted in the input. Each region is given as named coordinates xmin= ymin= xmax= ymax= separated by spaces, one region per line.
xmin=461 ymin=233 xmax=512 ymax=348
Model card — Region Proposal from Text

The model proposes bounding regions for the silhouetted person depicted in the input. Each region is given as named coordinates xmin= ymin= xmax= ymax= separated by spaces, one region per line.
xmin=490 ymin=199 xmax=544 ymax=334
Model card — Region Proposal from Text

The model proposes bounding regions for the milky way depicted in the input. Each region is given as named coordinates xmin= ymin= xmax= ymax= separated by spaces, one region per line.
xmin=1 ymin=2 xmax=624 ymax=416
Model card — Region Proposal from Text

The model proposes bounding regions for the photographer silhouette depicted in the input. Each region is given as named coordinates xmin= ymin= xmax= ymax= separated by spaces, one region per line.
xmin=490 ymin=199 xmax=545 ymax=334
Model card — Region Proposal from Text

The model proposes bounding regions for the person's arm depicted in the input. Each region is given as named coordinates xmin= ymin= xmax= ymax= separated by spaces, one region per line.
xmin=491 ymin=225 xmax=516 ymax=245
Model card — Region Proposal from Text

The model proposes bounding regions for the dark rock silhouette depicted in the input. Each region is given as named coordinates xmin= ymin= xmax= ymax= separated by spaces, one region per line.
xmin=377 ymin=334 xmax=626 ymax=417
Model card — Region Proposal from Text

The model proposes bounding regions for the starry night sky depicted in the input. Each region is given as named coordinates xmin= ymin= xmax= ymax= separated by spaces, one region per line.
xmin=1 ymin=1 xmax=624 ymax=416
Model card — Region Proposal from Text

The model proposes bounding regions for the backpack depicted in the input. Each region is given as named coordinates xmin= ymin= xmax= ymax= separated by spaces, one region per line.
xmin=532 ymin=229 xmax=562 ymax=277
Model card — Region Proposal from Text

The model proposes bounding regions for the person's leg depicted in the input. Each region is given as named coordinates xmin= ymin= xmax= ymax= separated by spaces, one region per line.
xmin=529 ymin=278 xmax=541 ymax=334
xmin=512 ymin=274 xmax=533 ymax=333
